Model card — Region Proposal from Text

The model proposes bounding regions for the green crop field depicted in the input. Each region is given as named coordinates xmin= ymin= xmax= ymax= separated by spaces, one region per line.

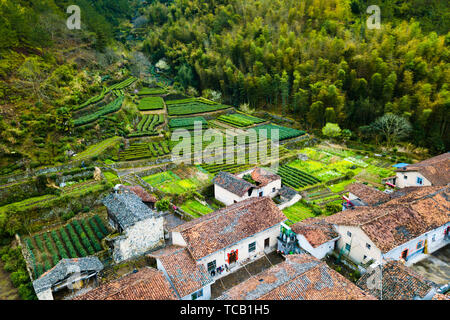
xmin=180 ymin=199 xmax=213 ymax=218
xmin=253 ymin=124 xmax=306 ymax=141
xmin=142 ymin=171 xmax=203 ymax=194
xmin=165 ymin=97 xmax=230 ymax=116
xmin=138 ymin=96 xmax=165 ymax=111
xmin=137 ymin=87 xmax=167 ymax=95
xmin=23 ymin=215 xmax=108 ymax=279
xmin=217 ymin=113 xmax=265 ymax=127
xmin=119 ymin=140 xmax=171 ymax=161
xmin=277 ymin=165 xmax=321 ymax=189
xmin=108 ymin=76 xmax=137 ymax=90
xmin=74 ymin=96 xmax=124 ymax=126
xmin=282 ymin=201 xmax=315 ymax=223
xmin=73 ymin=136 xmax=122 ymax=161
xmin=169 ymin=116 xmax=208 ymax=130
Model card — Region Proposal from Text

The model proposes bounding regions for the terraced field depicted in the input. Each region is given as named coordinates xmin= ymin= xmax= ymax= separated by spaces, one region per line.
xmin=129 ymin=114 xmax=164 ymax=137
xmin=165 ymin=97 xmax=230 ymax=116
xmin=253 ymin=124 xmax=306 ymax=141
xmin=217 ymin=113 xmax=265 ymax=127
xmin=74 ymin=96 xmax=124 ymax=126
xmin=138 ymin=96 xmax=165 ymax=111
xmin=137 ymin=87 xmax=167 ymax=95
xmin=169 ymin=116 xmax=208 ymax=130
xmin=119 ymin=141 xmax=171 ymax=161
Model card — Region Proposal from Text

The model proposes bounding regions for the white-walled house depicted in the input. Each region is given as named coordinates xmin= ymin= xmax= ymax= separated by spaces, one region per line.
xmin=289 ymin=218 xmax=340 ymax=259
xmin=103 ymin=191 xmax=164 ymax=262
xmin=170 ymin=197 xmax=287 ymax=281
xmin=212 ymin=168 xmax=282 ymax=205
xmin=327 ymin=186 xmax=450 ymax=267
xmin=390 ymin=153 xmax=449 ymax=188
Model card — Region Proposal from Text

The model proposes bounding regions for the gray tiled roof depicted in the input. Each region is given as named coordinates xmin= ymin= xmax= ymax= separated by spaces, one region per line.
xmin=212 ymin=171 xmax=254 ymax=196
xmin=103 ymin=192 xmax=155 ymax=229
xmin=33 ymin=257 xmax=103 ymax=294
xmin=278 ymin=186 xmax=298 ymax=201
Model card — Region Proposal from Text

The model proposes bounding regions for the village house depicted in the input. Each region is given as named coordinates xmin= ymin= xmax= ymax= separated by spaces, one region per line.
xmin=212 ymin=167 xmax=283 ymax=205
xmin=74 ymin=267 xmax=178 ymax=300
xmin=288 ymin=218 xmax=340 ymax=259
xmin=385 ymin=152 xmax=450 ymax=188
xmin=170 ymin=197 xmax=287 ymax=281
xmin=33 ymin=257 xmax=103 ymax=300
xmin=217 ymin=254 xmax=376 ymax=300
xmin=343 ymin=182 xmax=391 ymax=210
xmin=103 ymin=191 xmax=164 ymax=262
xmin=357 ymin=259 xmax=442 ymax=300
xmin=149 ymin=246 xmax=214 ymax=300
xmin=326 ymin=186 xmax=450 ymax=267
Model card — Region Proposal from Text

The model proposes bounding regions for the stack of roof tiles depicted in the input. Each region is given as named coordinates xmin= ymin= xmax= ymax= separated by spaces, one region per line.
xmin=171 ymin=197 xmax=287 ymax=260
xmin=74 ymin=267 xmax=178 ymax=300
xmin=326 ymin=186 xmax=449 ymax=253
xmin=357 ymin=260 xmax=438 ymax=300
xmin=120 ymin=185 xmax=157 ymax=203
xmin=250 ymin=167 xmax=280 ymax=187
xmin=290 ymin=218 xmax=340 ymax=248
xmin=218 ymin=254 xmax=376 ymax=300
xmin=149 ymin=246 xmax=213 ymax=298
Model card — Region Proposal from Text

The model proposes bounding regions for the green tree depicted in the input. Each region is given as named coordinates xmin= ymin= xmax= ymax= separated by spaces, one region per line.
xmin=322 ymin=123 xmax=342 ymax=139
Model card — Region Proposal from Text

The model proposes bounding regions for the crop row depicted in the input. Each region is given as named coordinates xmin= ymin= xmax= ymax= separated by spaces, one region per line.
xmin=137 ymin=87 xmax=167 ymax=95
xmin=108 ymin=76 xmax=137 ymax=90
xmin=253 ymin=124 xmax=306 ymax=141
xmin=74 ymin=87 xmax=109 ymax=111
xmin=217 ymin=113 xmax=265 ymax=127
xmin=74 ymin=96 xmax=124 ymax=126
xmin=169 ymin=116 xmax=208 ymax=130
xmin=119 ymin=141 xmax=171 ymax=161
xmin=277 ymin=165 xmax=321 ymax=189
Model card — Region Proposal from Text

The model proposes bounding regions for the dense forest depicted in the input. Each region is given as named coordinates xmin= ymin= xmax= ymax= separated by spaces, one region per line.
xmin=138 ymin=0 xmax=449 ymax=153
xmin=0 ymin=0 xmax=449 ymax=171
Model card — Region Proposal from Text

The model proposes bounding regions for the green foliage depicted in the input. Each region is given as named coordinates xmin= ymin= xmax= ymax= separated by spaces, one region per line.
xmin=155 ymin=199 xmax=170 ymax=212
xmin=322 ymin=123 xmax=342 ymax=138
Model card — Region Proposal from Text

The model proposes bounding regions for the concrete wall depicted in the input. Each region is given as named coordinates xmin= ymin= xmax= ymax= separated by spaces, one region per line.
xmin=395 ymin=171 xmax=431 ymax=188
xmin=197 ymin=224 xmax=281 ymax=280
xmin=113 ymin=217 xmax=164 ymax=262
xmin=278 ymin=194 xmax=301 ymax=210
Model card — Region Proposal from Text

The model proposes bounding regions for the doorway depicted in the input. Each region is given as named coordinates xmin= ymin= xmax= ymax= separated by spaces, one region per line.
xmin=264 ymin=238 xmax=270 ymax=249
xmin=401 ymin=249 xmax=408 ymax=260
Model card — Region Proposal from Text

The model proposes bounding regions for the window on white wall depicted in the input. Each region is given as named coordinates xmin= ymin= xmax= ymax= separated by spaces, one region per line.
xmin=417 ymin=177 xmax=423 ymax=185
xmin=207 ymin=260 xmax=216 ymax=273
xmin=191 ymin=288 xmax=203 ymax=300
xmin=347 ymin=231 xmax=352 ymax=237
xmin=345 ymin=243 xmax=351 ymax=251
xmin=249 ymin=242 xmax=256 ymax=252
xmin=432 ymin=234 xmax=436 ymax=242
xmin=366 ymin=243 xmax=371 ymax=250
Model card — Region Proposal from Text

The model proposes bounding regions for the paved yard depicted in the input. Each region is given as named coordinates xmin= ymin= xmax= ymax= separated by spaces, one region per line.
xmin=210 ymin=251 xmax=285 ymax=299
xmin=410 ymin=245 xmax=450 ymax=286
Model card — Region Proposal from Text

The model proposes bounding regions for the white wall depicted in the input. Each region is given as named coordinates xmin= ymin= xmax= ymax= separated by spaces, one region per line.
xmin=113 ymin=217 xmax=164 ymax=262
xmin=395 ymin=171 xmax=431 ymax=188
xmin=214 ymin=178 xmax=282 ymax=205
xmin=198 ymin=224 xmax=282 ymax=280
xmin=278 ymin=194 xmax=301 ymax=210
xmin=172 ymin=231 xmax=187 ymax=247
xmin=297 ymin=234 xmax=337 ymax=259
xmin=334 ymin=225 xmax=382 ymax=265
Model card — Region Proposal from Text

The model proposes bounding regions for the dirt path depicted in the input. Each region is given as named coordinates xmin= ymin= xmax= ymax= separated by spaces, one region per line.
xmin=0 ymin=262 xmax=19 ymax=300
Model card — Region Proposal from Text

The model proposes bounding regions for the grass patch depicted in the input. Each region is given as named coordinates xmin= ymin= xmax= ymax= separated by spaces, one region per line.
xmin=282 ymin=201 xmax=315 ymax=223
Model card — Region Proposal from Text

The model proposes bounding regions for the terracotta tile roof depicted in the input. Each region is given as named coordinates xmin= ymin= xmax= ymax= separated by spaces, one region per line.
xmin=346 ymin=183 xmax=391 ymax=206
xmin=327 ymin=186 xmax=450 ymax=253
xmin=396 ymin=152 xmax=450 ymax=185
xmin=74 ymin=267 xmax=178 ymax=300
xmin=212 ymin=171 xmax=254 ymax=196
xmin=172 ymin=197 xmax=287 ymax=260
xmin=149 ymin=246 xmax=213 ymax=298
xmin=290 ymin=218 xmax=339 ymax=248
xmin=432 ymin=293 xmax=450 ymax=300
xmin=122 ymin=185 xmax=157 ymax=203
xmin=218 ymin=254 xmax=376 ymax=300
xmin=357 ymin=260 xmax=437 ymax=300
xmin=250 ymin=167 xmax=280 ymax=187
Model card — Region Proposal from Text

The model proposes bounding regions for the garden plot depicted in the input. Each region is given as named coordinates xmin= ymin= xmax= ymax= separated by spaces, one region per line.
xmin=253 ymin=124 xmax=306 ymax=141
xmin=23 ymin=215 xmax=109 ymax=279
xmin=180 ymin=199 xmax=213 ymax=218
xmin=169 ymin=116 xmax=208 ymax=131
xmin=119 ymin=141 xmax=171 ymax=161
xmin=276 ymin=165 xmax=321 ymax=189
xmin=128 ymin=114 xmax=164 ymax=138
xmin=217 ymin=113 xmax=266 ymax=127
xmin=74 ymin=96 xmax=124 ymax=126
xmin=142 ymin=170 xmax=204 ymax=195
xmin=138 ymin=96 xmax=165 ymax=111
xmin=137 ymin=87 xmax=167 ymax=96
xmin=282 ymin=201 xmax=315 ymax=224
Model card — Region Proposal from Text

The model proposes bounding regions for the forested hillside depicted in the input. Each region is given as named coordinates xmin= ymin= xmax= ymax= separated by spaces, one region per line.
xmin=139 ymin=0 xmax=449 ymax=153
